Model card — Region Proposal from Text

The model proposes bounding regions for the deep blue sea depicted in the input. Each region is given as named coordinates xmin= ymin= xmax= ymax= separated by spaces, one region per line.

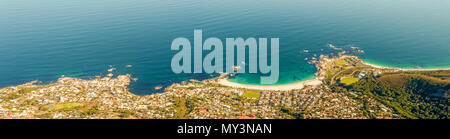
xmin=1 ymin=0 xmax=449 ymax=95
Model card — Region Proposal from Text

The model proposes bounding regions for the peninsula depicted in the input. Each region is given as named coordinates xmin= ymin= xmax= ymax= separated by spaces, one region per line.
xmin=0 ymin=55 xmax=448 ymax=119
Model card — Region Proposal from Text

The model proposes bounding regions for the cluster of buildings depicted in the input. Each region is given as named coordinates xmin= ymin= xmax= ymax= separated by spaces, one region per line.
xmin=257 ymin=85 xmax=395 ymax=119
xmin=0 ymin=72 xmax=396 ymax=119
xmin=0 ymin=55 xmax=403 ymax=119
xmin=0 ymin=74 xmax=286 ymax=119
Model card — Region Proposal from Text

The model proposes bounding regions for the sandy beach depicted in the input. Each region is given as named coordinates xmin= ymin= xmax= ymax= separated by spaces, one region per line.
xmin=218 ymin=56 xmax=449 ymax=91
xmin=361 ymin=61 xmax=450 ymax=71
xmin=218 ymin=78 xmax=322 ymax=91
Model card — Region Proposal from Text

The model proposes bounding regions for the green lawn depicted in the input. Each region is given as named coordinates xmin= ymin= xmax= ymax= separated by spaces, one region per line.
xmin=44 ymin=102 xmax=85 ymax=111
xmin=243 ymin=90 xmax=260 ymax=99
xmin=335 ymin=59 xmax=349 ymax=66
xmin=340 ymin=77 xmax=359 ymax=85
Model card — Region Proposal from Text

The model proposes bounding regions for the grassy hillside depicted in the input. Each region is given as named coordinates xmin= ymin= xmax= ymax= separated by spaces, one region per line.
xmin=345 ymin=71 xmax=449 ymax=119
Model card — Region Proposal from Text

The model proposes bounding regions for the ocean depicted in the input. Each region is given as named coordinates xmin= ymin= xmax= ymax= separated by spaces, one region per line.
xmin=1 ymin=0 xmax=449 ymax=95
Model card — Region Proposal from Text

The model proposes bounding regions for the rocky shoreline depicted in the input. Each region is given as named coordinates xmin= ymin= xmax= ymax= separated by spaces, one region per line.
xmin=217 ymin=54 xmax=450 ymax=91
xmin=0 ymin=55 xmax=447 ymax=119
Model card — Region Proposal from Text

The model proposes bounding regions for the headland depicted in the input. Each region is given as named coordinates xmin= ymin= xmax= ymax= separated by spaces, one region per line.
xmin=1 ymin=55 xmax=448 ymax=119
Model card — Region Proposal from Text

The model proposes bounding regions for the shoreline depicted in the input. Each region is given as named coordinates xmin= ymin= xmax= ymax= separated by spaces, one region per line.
xmin=361 ymin=60 xmax=450 ymax=71
xmin=218 ymin=55 xmax=450 ymax=91
xmin=218 ymin=78 xmax=322 ymax=91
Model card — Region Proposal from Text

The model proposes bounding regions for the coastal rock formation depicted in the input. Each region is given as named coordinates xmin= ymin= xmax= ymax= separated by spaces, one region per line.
xmin=0 ymin=55 xmax=448 ymax=119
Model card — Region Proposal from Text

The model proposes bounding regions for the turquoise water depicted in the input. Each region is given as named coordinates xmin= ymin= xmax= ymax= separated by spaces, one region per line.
xmin=1 ymin=0 xmax=449 ymax=95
